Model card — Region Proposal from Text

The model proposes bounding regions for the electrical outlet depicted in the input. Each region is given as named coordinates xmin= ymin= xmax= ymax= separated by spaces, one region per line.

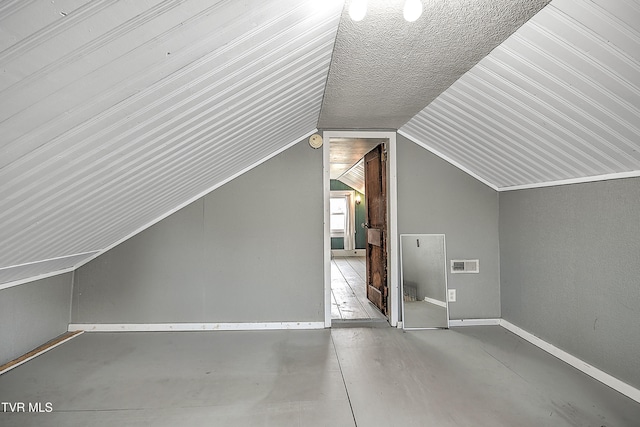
xmin=448 ymin=289 xmax=457 ymax=302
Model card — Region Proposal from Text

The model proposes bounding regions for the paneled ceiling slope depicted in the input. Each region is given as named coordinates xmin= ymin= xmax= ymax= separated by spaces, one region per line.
xmin=0 ymin=0 xmax=343 ymax=286
xmin=335 ymin=159 xmax=366 ymax=195
xmin=318 ymin=0 xmax=549 ymax=129
xmin=330 ymin=137 xmax=383 ymax=194
xmin=400 ymin=0 xmax=640 ymax=190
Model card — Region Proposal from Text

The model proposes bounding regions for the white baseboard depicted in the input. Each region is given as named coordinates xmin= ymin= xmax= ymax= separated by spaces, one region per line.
xmin=448 ymin=318 xmax=640 ymax=402
xmin=449 ymin=318 xmax=501 ymax=327
xmin=424 ymin=297 xmax=447 ymax=308
xmin=69 ymin=322 xmax=326 ymax=332
xmin=500 ymin=319 xmax=640 ymax=403
xmin=67 ymin=319 xmax=639 ymax=403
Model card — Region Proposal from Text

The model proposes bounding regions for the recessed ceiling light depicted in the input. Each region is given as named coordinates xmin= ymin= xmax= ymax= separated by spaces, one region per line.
xmin=403 ymin=0 xmax=423 ymax=22
xmin=349 ymin=0 xmax=367 ymax=22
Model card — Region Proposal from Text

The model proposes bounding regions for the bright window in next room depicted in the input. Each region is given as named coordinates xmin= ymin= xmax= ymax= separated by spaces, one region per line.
xmin=330 ymin=196 xmax=347 ymax=237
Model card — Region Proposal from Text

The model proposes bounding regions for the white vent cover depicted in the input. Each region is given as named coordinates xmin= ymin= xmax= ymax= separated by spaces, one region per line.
xmin=451 ymin=260 xmax=479 ymax=274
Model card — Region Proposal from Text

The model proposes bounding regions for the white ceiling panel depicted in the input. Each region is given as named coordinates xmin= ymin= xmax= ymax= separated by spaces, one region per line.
xmin=0 ymin=0 xmax=343 ymax=280
xmin=329 ymin=137 xmax=383 ymax=180
xmin=330 ymin=137 xmax=385 ymax=193
xmin=0 ymin=252 xmax=97 ymax=288
xmin=400 ymin=0 xmax=640 ymax=190
xmin=336 ymin=159 xmax=366 ymax=195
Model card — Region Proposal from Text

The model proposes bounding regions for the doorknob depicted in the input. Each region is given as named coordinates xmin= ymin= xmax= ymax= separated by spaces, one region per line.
xmin=362 ymin=222 xmax=370 ymax=229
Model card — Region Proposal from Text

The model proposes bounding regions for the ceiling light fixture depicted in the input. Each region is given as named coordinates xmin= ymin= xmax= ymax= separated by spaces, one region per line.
xmin=403 ymin=0 xmax=423 ymax=22
xmin=349 ymin=0 xmax=367 ymax=21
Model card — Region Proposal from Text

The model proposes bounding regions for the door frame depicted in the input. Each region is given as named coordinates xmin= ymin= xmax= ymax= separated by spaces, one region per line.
xmin=322 ymin=130 xmax=399 ymax=327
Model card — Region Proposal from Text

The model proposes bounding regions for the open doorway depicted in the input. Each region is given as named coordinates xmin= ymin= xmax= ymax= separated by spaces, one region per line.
xmin=322 ymin=131 xmax=399 ymax=327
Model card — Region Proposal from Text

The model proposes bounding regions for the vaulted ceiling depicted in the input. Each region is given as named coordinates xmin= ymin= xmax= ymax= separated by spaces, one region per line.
xmin=1 ymin=0 xmax=639 ymax=286
xmin=319 ymin=0 xmax=549 ymax=129
xmin=400 ymin=0 xmax=640 ymax=190
xmin=0 ymin=0 xmax=343 ymax=286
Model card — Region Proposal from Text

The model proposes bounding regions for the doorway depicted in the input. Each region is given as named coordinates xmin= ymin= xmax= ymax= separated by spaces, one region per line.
xmin=322 ymin=131 xmax=398 ymax=327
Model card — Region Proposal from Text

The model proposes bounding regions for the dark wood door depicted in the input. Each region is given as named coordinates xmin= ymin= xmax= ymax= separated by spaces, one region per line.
xmin=364 ymin=144 xmax=388 ymax=316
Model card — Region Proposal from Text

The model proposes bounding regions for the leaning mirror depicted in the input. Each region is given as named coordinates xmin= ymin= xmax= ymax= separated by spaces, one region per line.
xmin=400 ymin=234 xmax=449 ymax=329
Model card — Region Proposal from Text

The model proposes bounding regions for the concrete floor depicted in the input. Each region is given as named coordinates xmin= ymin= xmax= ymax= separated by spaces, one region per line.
xmin=1 ymin=326 xmax=639 ymax=426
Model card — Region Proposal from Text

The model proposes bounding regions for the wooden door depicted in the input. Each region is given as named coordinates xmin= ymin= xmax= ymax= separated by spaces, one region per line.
xmin=364 ymin=144 xmax=388 ymax=316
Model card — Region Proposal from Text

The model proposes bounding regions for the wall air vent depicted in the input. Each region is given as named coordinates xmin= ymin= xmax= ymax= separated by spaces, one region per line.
xmin=451 ymin=260 xmax=479 ymax=274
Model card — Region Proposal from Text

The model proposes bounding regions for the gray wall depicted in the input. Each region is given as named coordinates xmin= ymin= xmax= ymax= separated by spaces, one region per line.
xmin=397 ymin=135 xmax=501 ymax=319
xmin=72 ymin=140 xmax=324 ymax=324
xmin=0 ymin=273 xmax=73 ymax=365
xmin=500 ymin=177 xmax=640 ymax=389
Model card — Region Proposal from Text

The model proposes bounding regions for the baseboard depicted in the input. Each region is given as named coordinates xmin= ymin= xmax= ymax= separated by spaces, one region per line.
xmin=67 ymin=319 xmax=639 ymax=403
xmin=448 ymin=318 xmax=640 ymax=402
xmin=68 ymin=322 xmax=326 ymax=332
xmin=500 ymin=319 xmax=640 ymax=404
xmin=424 ymin=297 xmax=447 ymax=308
xmin=331 ymin=249 xmax=365 ymax=257
xmin=449 ymin=318 xmax=501 ymax=327
xmin=0 ymin=331 xmax=83 ymax=375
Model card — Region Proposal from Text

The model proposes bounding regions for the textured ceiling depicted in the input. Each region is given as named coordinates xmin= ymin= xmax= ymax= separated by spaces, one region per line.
xmin=0 ymin=0 xmax=343 ymax=286
xmin=318 ymin=0 xmax=550 ymax=129
xmin=400 ymin=0 xmax=640 ymax=190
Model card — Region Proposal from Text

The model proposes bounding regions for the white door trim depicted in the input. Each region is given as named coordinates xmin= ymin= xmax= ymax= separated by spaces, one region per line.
xmin=322 ymin=131 xmax=398 ymax=327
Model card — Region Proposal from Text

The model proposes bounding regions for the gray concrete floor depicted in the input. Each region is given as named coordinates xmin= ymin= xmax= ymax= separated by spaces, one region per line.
xmin=1 ymin=326 xmax=639 ymax=426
